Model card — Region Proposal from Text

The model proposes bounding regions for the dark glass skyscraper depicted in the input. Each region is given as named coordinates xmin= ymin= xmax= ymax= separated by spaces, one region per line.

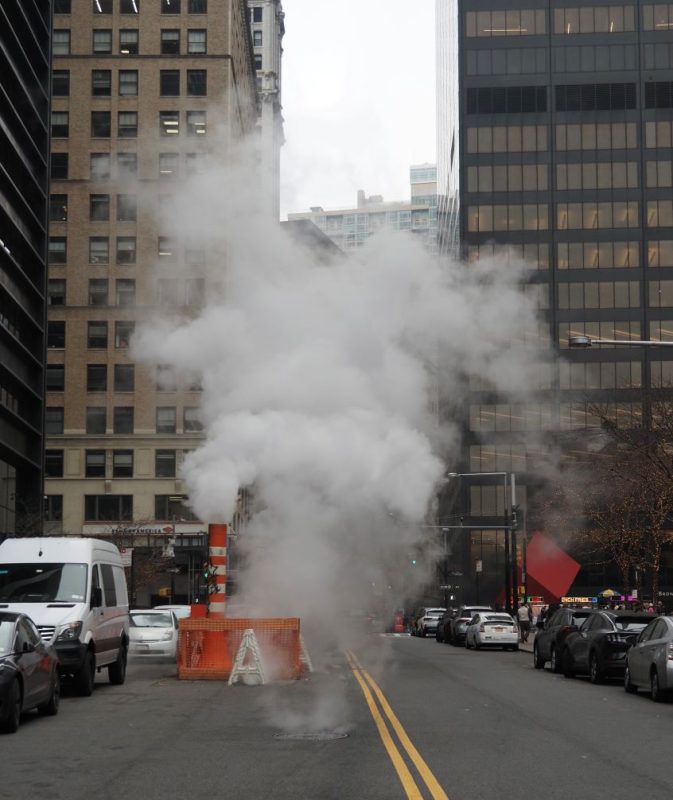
xmin=0 ymin=1 xmax=52 ymax=538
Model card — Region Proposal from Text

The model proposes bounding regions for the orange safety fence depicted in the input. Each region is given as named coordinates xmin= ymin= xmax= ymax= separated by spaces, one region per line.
xmin=177 ymin=617 xmax=301 ymax=681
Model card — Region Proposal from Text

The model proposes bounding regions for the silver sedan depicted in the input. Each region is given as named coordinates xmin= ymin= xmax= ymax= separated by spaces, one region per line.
xmin=624 ymin=615 xmax=673 ymax=701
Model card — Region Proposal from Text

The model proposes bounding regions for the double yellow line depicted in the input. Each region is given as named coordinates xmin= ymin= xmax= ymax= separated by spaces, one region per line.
xmin=345 ymin=650 xmax=448 ymax=800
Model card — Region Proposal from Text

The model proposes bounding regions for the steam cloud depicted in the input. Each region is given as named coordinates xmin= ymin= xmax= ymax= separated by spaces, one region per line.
xmin=133 ymin=143 xmax=548 ymax=657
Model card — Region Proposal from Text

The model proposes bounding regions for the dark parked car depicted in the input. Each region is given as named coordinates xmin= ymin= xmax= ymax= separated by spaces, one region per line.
xmin=444 ymin=605 xmax=493 ymax=645
xmin=435 ymin=609 xmax=456 ymax=642
xmin=561 ymin=611 xmax=651 ymax=684
xmin=533 ymin=607 xmax=593 ymax=672
xmin=624 ymin=615 xmax=673 ymax=701
xmin=0 ymin=611 xmax=60 ymax=733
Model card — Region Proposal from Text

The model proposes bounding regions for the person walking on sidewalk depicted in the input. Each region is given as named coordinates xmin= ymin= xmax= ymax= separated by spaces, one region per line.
xmin=517 ymin=601 xmax=533 ymax=643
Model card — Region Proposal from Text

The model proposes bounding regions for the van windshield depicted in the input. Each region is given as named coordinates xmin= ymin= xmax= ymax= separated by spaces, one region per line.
xmin=0 ymin=563 xmax=87 ymax=603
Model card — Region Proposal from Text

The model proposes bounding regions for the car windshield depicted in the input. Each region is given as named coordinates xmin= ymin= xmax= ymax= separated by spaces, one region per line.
xmin=131 ymin=612 xmax=173 ymax=628
xmin=0 ymin=619 xmax=16 ymax=655
xmin=571 ymin=613 xmax=591 ymax=625
xmin=0 ymin=563 xmax=87 ymax=603
xmin=614 ymin=617 xmax=649 ymax=632
xmin=484 ymin=615 xmax=514 ymax=623
xmin=426 ymin=609 xmax=445 ymax=616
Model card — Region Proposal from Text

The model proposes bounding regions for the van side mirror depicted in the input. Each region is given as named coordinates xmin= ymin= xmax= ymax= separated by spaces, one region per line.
xmin=91 ymin=586 xmax=103 ymax=608
xmin=22 ymin=641 xmax=35 ymax=654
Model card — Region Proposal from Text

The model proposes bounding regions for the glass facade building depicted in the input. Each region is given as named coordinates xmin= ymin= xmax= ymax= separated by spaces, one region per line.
xmin=0 ymin=1 xmax=52 ymax=539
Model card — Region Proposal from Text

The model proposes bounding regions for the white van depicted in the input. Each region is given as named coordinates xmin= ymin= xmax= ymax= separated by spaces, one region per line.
xmin=0 ymin=537 xmax=130 ymax=696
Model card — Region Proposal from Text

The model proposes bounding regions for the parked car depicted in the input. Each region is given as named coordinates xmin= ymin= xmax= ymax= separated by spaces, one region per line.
xmin=624 ymin=615 xmax=673 ymax=701
xmin=153 ymin=604 xmax=192 ymax=620
xmin=465 ymin=612 xmax=519 ymax=651
xmin=129 ymin=610 xmax=179 ymax=660
xmin=412 ymin=607 xmax=446 ymax=637
xmin=0 ymin=612 xmax=60 ymax=734
xmin=561 ymin=611 xmax=651 ymax=683
xmin=533 ymin=607 xmax=593 ymax=672
xmin=445 ymin=605 xmax=493 ymax=645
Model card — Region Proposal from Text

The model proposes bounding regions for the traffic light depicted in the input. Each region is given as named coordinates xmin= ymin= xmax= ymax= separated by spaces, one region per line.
xmin=411 ymin=558 xmax=417 ymax=566
xmin=202 ymin=562 xmax=209 ymax=580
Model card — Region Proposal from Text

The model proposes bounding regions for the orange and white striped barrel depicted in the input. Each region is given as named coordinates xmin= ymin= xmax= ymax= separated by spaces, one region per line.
xmin=208 ymin=523 xmax=228 ymax=618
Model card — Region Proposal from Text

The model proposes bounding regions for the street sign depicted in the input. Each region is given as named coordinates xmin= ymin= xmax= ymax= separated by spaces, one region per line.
xmin=119 ymin=547 xmax=133 ymax=567
xmin=475 ymin=560 xmax=483 ymax=573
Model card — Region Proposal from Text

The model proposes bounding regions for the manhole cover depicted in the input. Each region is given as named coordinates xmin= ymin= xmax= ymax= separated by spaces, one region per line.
xmin=274 ymin=732 xmax=349 ymax=741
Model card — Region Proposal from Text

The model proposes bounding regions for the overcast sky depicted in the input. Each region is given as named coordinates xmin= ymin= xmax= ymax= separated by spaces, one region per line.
xmin=279 ymin=0 xmax=437 ymax=219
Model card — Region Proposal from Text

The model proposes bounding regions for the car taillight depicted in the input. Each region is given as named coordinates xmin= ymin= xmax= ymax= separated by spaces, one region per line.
xmin=561 ymin=625 xmax=572 ymax=633
xmin=479 ymin=624 xmax=485 ymax=632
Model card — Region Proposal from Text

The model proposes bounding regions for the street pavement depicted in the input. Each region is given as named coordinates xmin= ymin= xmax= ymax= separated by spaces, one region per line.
xmin=3 ymin=635 xmax=673 ymax=800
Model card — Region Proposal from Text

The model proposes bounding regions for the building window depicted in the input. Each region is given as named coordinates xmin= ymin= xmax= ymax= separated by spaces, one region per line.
xmin=162 ymin=0 xmax=180 ymax=12
xmin=466 ymin=9 xmax=546 ymax=37
xmin=51 ymin=112 xmax=69 ymax=138
xmin=156 ymin=365 xmax=177 ymax=391
xmin=51 ymin=153 xmax=68 ymax=180
xmin=113 ymin=407 xmax=134 ymax=433
xmin=556 ymin=162 xmax=638 ymax=191
xmin=467 ymin=164 xmax=548 ymax=193
xmin=113 ymin=450 xmax=133 ymax=478
xmin=89 ymin=279 xmax=109 ymax=306
xmin=185 ymin=278 xmax=205 ymax=307
xmin=188 ymin=29 xmax=207 ymax=53
xmin=467 ymin=125 xmax=549 ymax=154
xmin=120 ymin=0 xmax=140 ymax=13
xmin=253 ymin=30 xmax=262 ymax=47
xmin=466 ymin=204 xmax=549 ymax=232
xmin=52 ymin=70 xmax=70 ymax=97
xmin=557 ymin=281 xmax=640 ymax=309
xmin=159 ymin=152 xmax=179 ymax=178
xmin=49 ymin=194 xmax=68 ymax=222
xmin=254 ymin=54 xmax=262 ymax=70
xmin=117 ymin=152 xmax=138 ymax=176
xmin=184 ymin=407 xmax=202 ymax=431
xmin=185 ymin=153 xmax=204 ymax=174
xmin=93 ymin=29 xmax=112 ymax=54
xmin=555 ymin=83 xmax=636 ymax=112
xmin=115 ymin=321 xmax=135 ymax=348
xmin=87 ymin=364 xmax=107 ymax=392
xmin=91 ymin=111 xmax=111 ymax=138
xmin=649 ymin=160 xmax=673 ymax=188
xmin=114 ymin=364 xmax=135 ymax=392
xmin=160 ymin=110 xmax=180 ymax=136
xmin=49 ymin=237 xmax=67 ymax=264
xmin=53 ymin=30 xmax=71 ymax=54
xmin=90 ymin=194 xmax=110 ymax=221
xmin=45 ymin=450 xmax=64 ymax=478
xmin=186 ymin=110 xmax=206 ymax=135
xmin=118 ymin=112 xmax=138 ymax=138
xmin=156 ymin=406 xmax=177 ymax=433
xmin=556 ymin=201 xmax=639 ymax=230
xmin=160 ymin=70 xmax=180 ymax=96
xmin=86 ymin=407 xmax=107 ymax=434
xmin=54 ymin=0 xmax=71 ymax=12
xmin=554 ymin=6 xmax=635 ymax=34
xmin=116 ymin=237 xmax=136 ymax=264
xmin=47 ymin=321 xmax=66 ymax=348
xmin=46 ymin=365 xmax=65 ymax=392
xmin=187 ymin=70 xmax=207 ymax=96
xmin=119 ymin=70 xmax=138 ymax=96
xmin=467 ymin=47 xmax=546 ymax=76
xmin=647 ymin=200 xmax=673 ymax=227
xmin=644 ymin=4 xmax=673 ymax=29
xmin=155 ymin=495 xmax=199 ymax=521
xmin=161 ymin=29 xmax=180 ymax=53
xmin=84 ymin=495 xmax=133 ymax=521
xmin=87 ymin=321 xmax=108 ymax=348
xmin=558 ymin=241 xmax=640 ymax=269
xmin=45 ymin=408 xmax=64 ymax=435
xmin=155 ymin=450 xmax=177 ymax=477
xmin=48 ymin=279 xmax=66 ymax=306
xmin=189 ymin=0 xmax=207 ymax=11
xmin=158 ymin=236 xmax=177 ymax=260
xmin=466 ymin=85 xmax=547 ymax=114
xmin=558 ymin=321 xmax=641 ymax=349
xmin=85 ymin=450 xmax=106 ymax=478
xmin=89 ymin=237 xmax=110 ymax=265
xmin=117 ymin=194 xmax=137 ymax=222
xmin=649 ymin=281 xmax=673 ymax=307
xmin=157 ymin=279 xmax=179 ymax=306
xmin=92 ymin=70 xmax=111 ymax=96
xmin=91 ymin=153 xmax=111 ymax=179
xmin=647 ymin=241 xmax=673 ymax=267
xmin=44 ymin=496 xmax=63 ymax=522
xmin=93 ymin=0 xmax=113 ymax=13
xmin=116 ymin=279 xmax=136 ymax=307
xmin=556 ymin=122 xmax=637 ymax=150
xmin=554 ymin=43 xmax=637 ymax=73
xmin=252 ymin=6 xmax=262 ymax=22
xmin=120 ymin=29 xmax=139 ymax=54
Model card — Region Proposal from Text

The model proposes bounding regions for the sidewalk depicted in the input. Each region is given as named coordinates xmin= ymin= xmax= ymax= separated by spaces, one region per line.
xmin=519 ymin=630 xmax=535 ymax=653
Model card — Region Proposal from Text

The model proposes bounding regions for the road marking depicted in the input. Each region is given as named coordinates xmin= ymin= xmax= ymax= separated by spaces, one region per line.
xmin=346 ymin=650 xmax=449 ymax=800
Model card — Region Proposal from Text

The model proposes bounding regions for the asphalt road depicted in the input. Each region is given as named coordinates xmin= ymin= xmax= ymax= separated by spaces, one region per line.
xmin=3 ymin=636 xmax=673 ymax=800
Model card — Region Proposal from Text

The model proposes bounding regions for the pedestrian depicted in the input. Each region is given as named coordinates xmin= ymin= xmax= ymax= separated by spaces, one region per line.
xmin=517 ymin=600 xmax=532 ymax=642
xmin=647 ymin=603 xmax=655 ymax=614
xmin=536 ymin=605 xmax=547 ymax=630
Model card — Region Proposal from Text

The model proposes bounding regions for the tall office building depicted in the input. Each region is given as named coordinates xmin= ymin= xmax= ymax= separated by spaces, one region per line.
xmin=248 ymin=0 xmax=284 ymax=220
xmin=437 ymin=0 xmax=673 ymax=601
xmin=45 ymin=0 xmax=257 ymax=587
xmin=0 ymin=1 xmax=52 ymax=539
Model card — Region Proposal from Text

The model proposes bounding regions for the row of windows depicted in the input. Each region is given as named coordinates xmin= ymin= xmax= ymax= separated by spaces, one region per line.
xmin=557 ymin=201 xmax=639 ymax=229
xmin=559 ymin=361 xmax=642 ymax=390
xmin=46 ymin=278 xmax=203 ymax=312
xmin=54 ymin=69 xmax=207 ymax=98
xmin=49 ymin=236 xmax=206 ymax=273
xmin=466 ymin=125 xmax=548 ymax=154
xmin=466 ymin=204 xmax=549 ymax=232
xmin=51 ymin=109 xmax=207 ymax=139
xmin=558 ymin=321 xmax=641 ymax=348
xmin=555 ymin=82 xmax=636 ymax=111
xmin=465 ymin=47 xmax=546 ymax=76
xmin=466 ymin=164 xmax=548 ymax=193
xmin=646 ymin=81 xmax=673 ymax=109
xmin=470 ymin=444 xmax=528 ymax=474
xmin=47 ymin=280 xmax=136 ymax=308
xmin=553 ymin=43 xmax=637 ymax=72
xmin=643 ymin=4 xmax=673 ymax=30
xmin=558 ymin=241 xmax=640 ymax=269
xmin=466 ymin=86 xmax=547 ymax=115
xmin=466 ymin=242 xmax=550 ymax=270
xmin=648 ymin=200 xmax=673 ymax=227
xmin=470 ymin=404 xmax=555 ymax=432
xmin=644 ymin=42 xmax=673 ymax=69
xmin=556 ymin=122 xmax=637 ymax=151
xmin=646 ymin=120 xmax=673 ymax=148
xmin=46 ymin=448 xmax=188 ymax=479
xmin=560 ymin=403 xmax=642 ymax=430
xmin=43 ymin=494 xmax=199 ymax=525
xmin=51 ymin=152 xmax=205 ymax=182
xmin=557 ymin=280 xmax=641 ymax=308
xmin=85 ymin=406 xmax=200 ymax=435
xmin=557 ymin=161 xmax=638 ymax=190
xmin=48 ymin=320 xmax=135 ymax=354
xmin=53 ymin=28 xmax=207 ymax=56
xmin=553 ymin=6 xmax=636 ymax=34
xmin=56 ymin=0 xmax=208 ymax=13
xmin=466 ymin=9 xmax=546 ymax=37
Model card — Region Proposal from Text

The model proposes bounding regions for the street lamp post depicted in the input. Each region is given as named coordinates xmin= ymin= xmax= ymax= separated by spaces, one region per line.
xmin=569 ymin=335 xmax=673 ymax=348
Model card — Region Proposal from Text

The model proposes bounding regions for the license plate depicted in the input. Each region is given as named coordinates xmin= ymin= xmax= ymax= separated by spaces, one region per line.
xmin=494 ymin=627 xmax=504 ymax=632
xmin=136 ymin=643 xmax=150 ymax=650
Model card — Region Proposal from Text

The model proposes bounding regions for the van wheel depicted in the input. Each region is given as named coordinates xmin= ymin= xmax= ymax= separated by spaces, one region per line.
xmin=108 ymin=643 xmax=127 ymax=686
xmin=0 ymin=679 xmax=21 ymax=733
xmin=74 ymin=650 xmax=95 ymax=697
xmin=38 ymin=670 xmax=60 ymax=716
